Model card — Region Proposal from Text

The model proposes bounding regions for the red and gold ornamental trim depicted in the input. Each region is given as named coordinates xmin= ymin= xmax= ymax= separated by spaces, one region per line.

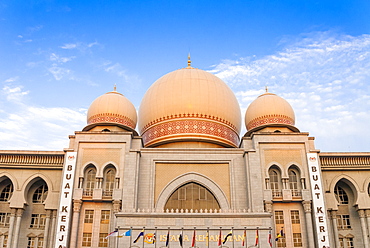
xmin=246 ymin=114 xmax=294 ymax=130
xmin=141 ymin=117 xmax=240 ymax=147
xmin=88 ymin=113 xmax=136 ymax=130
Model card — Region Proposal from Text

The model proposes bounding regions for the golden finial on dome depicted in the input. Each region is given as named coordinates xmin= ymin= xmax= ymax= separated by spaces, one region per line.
xmin=265 ymin=86 xmax=268 ymax=93
xmin=114 ymin=84 xmax=117 ymax=91
xmin=187 ymin=53 xmax=192 ymax=68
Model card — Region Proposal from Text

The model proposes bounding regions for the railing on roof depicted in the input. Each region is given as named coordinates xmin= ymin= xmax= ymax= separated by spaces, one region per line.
xmin=320 ymin=155 xmax=370 ymax=167
xmin=0 ymin=153 xmax=64 ymax=166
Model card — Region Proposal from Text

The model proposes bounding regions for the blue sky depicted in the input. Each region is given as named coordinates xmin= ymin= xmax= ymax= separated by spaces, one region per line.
xmin=1 ymin=0 xmax=370 ymax=151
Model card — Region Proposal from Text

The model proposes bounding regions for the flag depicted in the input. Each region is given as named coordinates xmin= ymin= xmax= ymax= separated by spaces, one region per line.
xmin=223 ymin=230 xmax=232 ymax=244
xmin=165 ymin=230 xmax=170 ymax=247
xmin=206 ymin=229 xmax=209 ymax=247
xmin=275 ymin=227 xmax=284 ymax=241
xmin=134 ymin=229 xmax=144 ymax=243
xmin=179 ymin=232 xmax=183 ymax=247
xmin=144 ymin=233 xmax=156 ymax=244
xmin=123 ymin=230 xmax=131 ymax=237
xmin=218 ymin=229 xmax=222 ymax=246
xmin=254 ymin=228 xmax=259 ymax=246
xmin=242 ymin=229 xmax=246 ymax=246
xmin=191 ymin=229 xmax=196 ymax=247
xmin=268 ymin=230 xmax=272 ymax=247
xmin=105 ymin=230 xmax=118 ymax=239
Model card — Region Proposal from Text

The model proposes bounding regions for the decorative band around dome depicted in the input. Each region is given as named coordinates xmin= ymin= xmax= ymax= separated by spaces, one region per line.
xmin=87 ymin=112 xmax=136 ymax=130
xmin=141 ymin=117 xmax=240 ymax=147
xmin=246 ymin=114 xmax=295 ymax=130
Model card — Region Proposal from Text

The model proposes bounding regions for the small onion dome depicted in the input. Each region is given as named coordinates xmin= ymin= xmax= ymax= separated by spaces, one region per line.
xmin=245 ymin=92 xmax=299 ymax=135
xmin=138 ymin=67 xmax=241 ymax=148
xmin=83 ymin=90 xmax=137 ymax=132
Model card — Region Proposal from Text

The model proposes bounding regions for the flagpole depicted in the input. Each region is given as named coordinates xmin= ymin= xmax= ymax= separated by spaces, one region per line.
xmin=207 ymin=227 xmax=209 ymax=248
xmin=231 ymin=227 xmax=234 ymax=248
xmin=219 ymin=227 xmax=222 ymax=248
xmin=130 ymin=227 xmax=133 ymax=248
xmin=269 ymin=227 xmax=273 ymax=248
xmin=155 ymin=227 xmax=157 ymax=248
xmin=194 ymin=227 xmax=196 ymax=248
xmin=142 ymin=227 xmax=145 ymax=248
xmin=116 ymin=226 xmax=120 ymax=248
xmin=181 ymin=227 xmax=183 ymax=248
xmin=243 ymin=227 xmax=246 ymax=248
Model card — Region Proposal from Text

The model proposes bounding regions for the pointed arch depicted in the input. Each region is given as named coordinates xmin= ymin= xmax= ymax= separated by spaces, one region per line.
xmin=102 ymin=164 xmax=117 ymax=196
xmin=265 ymin=163 xmax=283 ymax=177
xmin=288 ymin=165 xmax=302 ymax=194
xmin=0 ymin=176 xmax=14 ymax=202
xmin=156 ymin=173 xmax=229 ymax=210
xmin=22 ymin=174 xmax=53 ymax=205
xmin=330 ymin=175 xmax=360 ymax=205
xmin=83 ymin=164 xmax=97 ymax=196
xmin=0 ymin=173 xmax=19 ymax=190
xmin=268 ymin=165 xmax=283 ymax=198
xmin=164 ymin=182 xmax=220 ymax=211
xmin=101 ymin=162 xmax=118 ymax=177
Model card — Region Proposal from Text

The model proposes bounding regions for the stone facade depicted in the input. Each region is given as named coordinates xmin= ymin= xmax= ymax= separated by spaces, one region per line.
xmin=0 ymin=129 xmax=369 ymax=248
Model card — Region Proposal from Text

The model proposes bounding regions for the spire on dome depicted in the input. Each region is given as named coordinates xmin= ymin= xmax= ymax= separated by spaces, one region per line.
xmin=187 ymin=53 xmax=192 ymax=68
xmin=265 ymin=86 xmax=268 ymax=93
xmin=114 ymin=84 xmax=117 ymax=92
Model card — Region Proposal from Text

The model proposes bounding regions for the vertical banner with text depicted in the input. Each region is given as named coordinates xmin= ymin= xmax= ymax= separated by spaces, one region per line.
xmin=307 ymin=152 xmax=331 ymax=248
xmin=54 ymin=152 xmax=77 ymax=248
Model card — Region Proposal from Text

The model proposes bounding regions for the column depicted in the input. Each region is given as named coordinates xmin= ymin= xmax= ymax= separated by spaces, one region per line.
xmin=300 ymin=178 xmax=306 ymax=189
xmin=330 ymin=210 xmax=340 ymax=248
xmin=0 ymin=234 xmax=4 ymax=248
xmin=69 ymin=200 xmax=82 ymax=248
xmin=282 ymin=178 xmax=288 ymax=189
xmin=6 ymin=208 xmax=16 ymax=248
xmin=11 ymin=208 xmax=24 ymax=248
xmin=49 ymin=210 xmax=57 ymax=248
xmin=366 ymin=210 xmax=370 ymax=242
xmin=113 ymin=200 xmax=121 ymax=248
xmin=358 ymin=209 xmax=369 ymax=248
xmin=43 ymin=210 xmax=51 ymax=248
xmin=303 ymin=201 xmax=315 ymax=248
xmin=78 ymin=177 xmax=83 ymax=188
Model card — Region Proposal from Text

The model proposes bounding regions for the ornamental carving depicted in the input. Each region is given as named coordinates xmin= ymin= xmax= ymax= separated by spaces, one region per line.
xmin=247 ymin=114 xmax=294 ymax=130
xmin=88 ymin=113 xmax=136 ymax=129
xmin=142 ymin=118 xmax=240 ymax=147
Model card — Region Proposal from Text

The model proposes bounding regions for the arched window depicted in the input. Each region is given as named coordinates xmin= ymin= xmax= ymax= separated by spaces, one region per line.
xmin=103 ymin=168 xmax=115 ymax=197
xmin=164 ymin=183 xmax=220 ymax=211
xmin=334 ymin=185 xmax=349 ymax=204
xmin=84 ymin=167 xmax=96 ymax=196
xmin=32 ymin=184 xmax=48 ymax=203
xmin=288 ymin=169 xmax=301 ymax=197
xmin=269 ymin=168 xmax=282 ymax=197
xmin=0 ymin=183 xmax=13 ymax=201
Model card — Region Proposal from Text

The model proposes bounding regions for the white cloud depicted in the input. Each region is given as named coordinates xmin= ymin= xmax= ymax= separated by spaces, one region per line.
xmin=211 ymin=32 xmax=370 ymax=152
xmin=4 ymin=77 xmax=19 ymax=83
xmin=0 ymin=88 xmax=86 ymax=150
xmin=60 ymin=43 xmax=78 ymax=49
xmin=105 ymin=62 xmax=136 ymax=83
xmin=2 ymin=85 xmax=29 ymax=102
xmin=48 ymin=66 xmax=71 ymax=80
xmin=49 ymin=53 xmax=75 ymax=63
xmin=60 ymin=41 xmax=99 ymax=50
xmin=87 ymin=41 xmax=99 ymax=48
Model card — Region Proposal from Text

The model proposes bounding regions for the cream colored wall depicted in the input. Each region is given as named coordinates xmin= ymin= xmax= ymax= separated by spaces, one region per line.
xmin=155 ymin=163 xmax=230 ymax=203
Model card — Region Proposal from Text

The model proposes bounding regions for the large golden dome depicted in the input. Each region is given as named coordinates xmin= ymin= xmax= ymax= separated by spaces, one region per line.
xmin=245 ymin=92 xmax=296 ymax=132
xmin=138 ymin=65 xmax=241 ymax=147
xmin=84 ymin=90 xmax=137 ymax=132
